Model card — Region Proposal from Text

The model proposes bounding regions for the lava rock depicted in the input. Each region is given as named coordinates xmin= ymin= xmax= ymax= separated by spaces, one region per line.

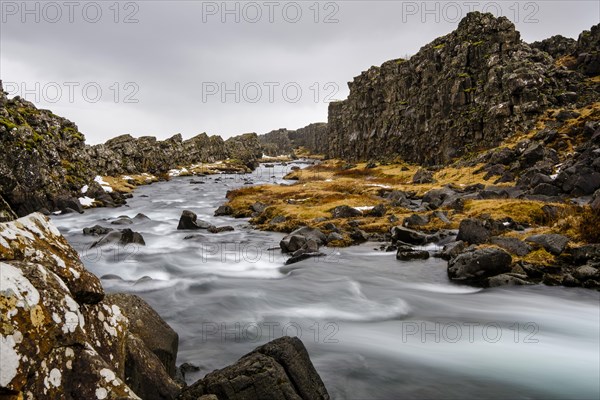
xmin=489 ymin=236 xmax=532 ymax=256
xmin=456 ymin=218 xmax=492 ymax=244
xmin=525 ymin=234 xmax=569 ymax=255
xmin=214 ymin=204 xmax=233 ymax=216
xmin=177 ymin=210 xmax=215 ymax=230
xmin=448 ymin=247 xmax=513 ymax=283
xmin=280 ymin=226 xmax=327 ymax=253
xmin=412 ymin=169 xmax=434 ymax=184
xmin=331 ymin=205 xmax=362 ymax=218
xmin=390 ymin=226 xmax=429 ymax=245
xmin=178 ymin=336 xmax=329 ymax=400
xmin=396 ymin=246 xmax=430 ymax=261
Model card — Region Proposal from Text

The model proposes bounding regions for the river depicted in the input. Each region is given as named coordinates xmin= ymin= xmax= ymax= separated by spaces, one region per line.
xmin=51 ymin=162 xmax=600 ymax=400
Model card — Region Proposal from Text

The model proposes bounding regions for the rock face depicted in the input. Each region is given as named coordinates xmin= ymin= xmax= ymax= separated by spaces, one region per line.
xmin=258 ymin=123 xmax=328 ymax=156
xmin=0 ymin=81 xmax=95 ymax=216
xmin=178 ymin=336 xmax=330 ymax=400
xmin=284 ymin=13 xmax=593 ymax=164
xmin=88 ymin=132 xmax=263 ymax=176
xmin=0 ymin=214 xmax=181 ymax=399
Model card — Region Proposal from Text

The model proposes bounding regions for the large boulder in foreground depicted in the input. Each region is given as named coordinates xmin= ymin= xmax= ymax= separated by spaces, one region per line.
xmin=178 ymin=336 xmax=329 ymax=400
xmin=0 ymin=214 xmax=181 ymax=399
xmin=0 ymin=212 xmax=104 ymax=304
xmin=448 ymin=247 xmax=513 ymax=284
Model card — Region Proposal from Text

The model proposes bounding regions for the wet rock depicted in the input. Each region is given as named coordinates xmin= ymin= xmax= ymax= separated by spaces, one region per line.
xmin=456 ymin=218 xmax=491 ymax=244
xmin=108 ymin=293 xmax=179 ymax=378
xmin=83 ymin=224 xmax=115 ymax=236
xmin=331 ymin=205 xmax=362 ymax=218
xmin=134 ymin=213 xmax=151 ymax=221
xmin=490 ymin=236 xmax=532 ymax=256
xmin=488 ymin=274 xmax=532 ymax=287
xmin=441 ymin=241 xmax=466 ymax=261
xmin=214 ymin=205 xmax=233 ymax=216
xmin=349 ymin=229 xmax=368 ymax=243
xmin=525 ymin=234 xmax=569 ymax=255
xmin=178 ymin=336 xmax=329 ymax=400
xmin=285 ymin=251 xmax=326 ymax=265
xmin=573 ymin=264 xmax=600 ymax=281
xmin=280 ymin=227 xmax=327 ymax=253
xmin=448 ymin=247 xmax=512 ymax=284
xmin=326 ymin=232 xmax=344 ymax=243
xmin=396 ymin=246 xmax=430 ymax=261
xmin=208 ymin=226 xmax=235 ymax=233
xmin=91 ymin=229 xmax=146 ymax=248
xmin=177 ymin=210 xmax=215 ymax=230
xmin=112 ymin=216 xmax=134 ymax=225
xmin=390 ymin=226 xmax=429 ymax=245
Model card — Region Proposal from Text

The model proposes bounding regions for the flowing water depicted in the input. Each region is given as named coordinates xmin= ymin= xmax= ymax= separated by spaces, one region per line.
xmin=52 ymin=162 xmax=600 ymax=400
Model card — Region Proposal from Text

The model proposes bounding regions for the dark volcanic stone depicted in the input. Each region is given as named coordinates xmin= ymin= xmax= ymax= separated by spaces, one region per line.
xmin=178 ymin=336 xmax=329 ymax=400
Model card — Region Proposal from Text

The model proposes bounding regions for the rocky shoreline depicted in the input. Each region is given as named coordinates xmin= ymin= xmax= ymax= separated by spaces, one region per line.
xmin=0 ymin=213 xmax=330 ymax=399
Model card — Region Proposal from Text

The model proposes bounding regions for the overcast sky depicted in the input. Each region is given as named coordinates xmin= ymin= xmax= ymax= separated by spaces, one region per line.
xmin=1 ymin=0 xmax=598 ymax=144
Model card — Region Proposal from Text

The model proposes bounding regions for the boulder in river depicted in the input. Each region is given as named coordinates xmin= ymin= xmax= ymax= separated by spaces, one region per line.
xmin=214 ymin=204 xmax=233 ymax=216
xmin=280 ymin=226 xmax=327 ymax=253
xmin=91 ymin=228 xmax=146 ymax=248
xmin=390 ymin=226 xmax=429 ymax=245
xmin=448 ymin=247 xmax=513 ymax=284
xmin=177 ymin=210 xmax=215 ymax=230
xmin=177 ymin=336 xmax=329 ymax=400
xmin=396 ymin=246 xmax=430 ymax=261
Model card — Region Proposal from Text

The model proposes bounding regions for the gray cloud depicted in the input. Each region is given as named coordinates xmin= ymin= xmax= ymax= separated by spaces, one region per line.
xmin=1 ymin=0 xmax=598 ymax=144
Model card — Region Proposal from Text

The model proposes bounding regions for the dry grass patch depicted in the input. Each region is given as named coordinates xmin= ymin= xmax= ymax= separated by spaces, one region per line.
xmin=462 ymin=199 xmax=549 ymax=226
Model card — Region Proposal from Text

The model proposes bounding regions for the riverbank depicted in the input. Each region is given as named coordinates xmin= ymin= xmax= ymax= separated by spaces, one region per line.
xmin=218 ymin=105 xmax=600 ymax=289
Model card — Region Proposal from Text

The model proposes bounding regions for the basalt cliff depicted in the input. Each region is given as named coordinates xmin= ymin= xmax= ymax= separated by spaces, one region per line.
xmin=0 ymin=85 xmax=263 ymax=217
xmin=285 ymin=13 xmax=599 ymax=165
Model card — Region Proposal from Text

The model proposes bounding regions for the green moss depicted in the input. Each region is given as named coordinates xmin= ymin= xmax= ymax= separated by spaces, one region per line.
xmin=0 ymin=117 xmax=17 ymax=131
xmin=458 ymin=73 xmax=470 ymax=78
xmin=471 ymin=40 xmax=485 ymax=46
xmin=463 ymin=87 xmax=476 ymax=93
xmin=433 ymin=43 xmax=445 ymax=50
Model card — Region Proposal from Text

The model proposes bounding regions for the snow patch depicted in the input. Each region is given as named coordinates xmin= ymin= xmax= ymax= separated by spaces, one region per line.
xmin=79 ymin=196 xmax=95 ymax=207
xmin=81 ymin=185 xmax=89 ymax=194
xmin=353 ymin=206 xmax=374 ymax=211
xmin=94 ymin=176 xmax=113 ymax=193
